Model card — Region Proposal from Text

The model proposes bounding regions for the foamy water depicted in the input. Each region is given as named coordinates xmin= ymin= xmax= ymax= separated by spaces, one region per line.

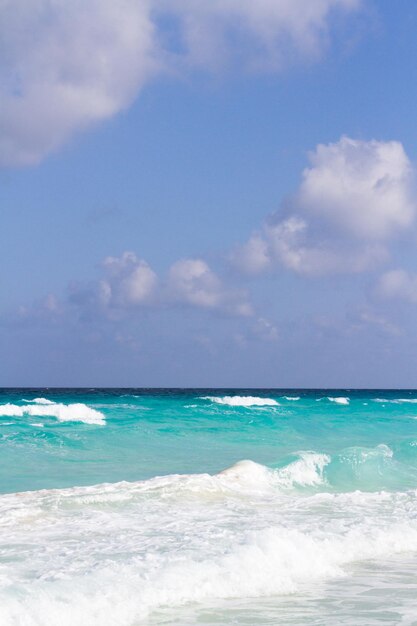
xmin=1 ymin=463 xmax=417 ymax=625
xmin=1 ymin=388 xmax=417 ymax=624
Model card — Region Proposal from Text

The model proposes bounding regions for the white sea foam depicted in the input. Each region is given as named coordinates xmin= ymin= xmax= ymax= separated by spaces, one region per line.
xmin=328 ymin=396 xmax=350 ymax=405
xmin=0 ymin=402 xmax=105 ymax=425
xmin=202 ymin=395 xmax=279 ymax=407
xmin=23 ymin=398 xmax=54 ymax=405
xmin=283 ymin=396 xmax=300 ymax=401
xmin=0 ymin=469 xmax=417 ymax=625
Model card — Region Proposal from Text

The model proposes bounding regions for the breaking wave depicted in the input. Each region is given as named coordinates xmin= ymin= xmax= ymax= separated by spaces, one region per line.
xmin=0 ymin=400 xmax=105 ymax=425
xmin=217 ymin=455 xmax=328 ymax=492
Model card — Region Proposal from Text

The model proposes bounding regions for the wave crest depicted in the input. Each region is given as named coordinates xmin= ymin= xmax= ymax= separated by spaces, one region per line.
xmin=217 ymin=454 xmax=330 ymax=492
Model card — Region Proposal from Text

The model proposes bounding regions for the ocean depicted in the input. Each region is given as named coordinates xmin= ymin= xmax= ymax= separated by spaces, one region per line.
xmin=1 ymin=388 xmax=417 ymax=625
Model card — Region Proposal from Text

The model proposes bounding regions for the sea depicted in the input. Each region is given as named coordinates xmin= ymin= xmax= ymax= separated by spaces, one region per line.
xmin=1 ymin=388 xmax=417 ymax=625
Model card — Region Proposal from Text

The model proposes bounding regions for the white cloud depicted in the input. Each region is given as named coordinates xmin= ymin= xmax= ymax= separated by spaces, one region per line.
xmin=357 ymin=309 xmax=401 ymax=336
xmin=265 ymin=216 xmax=387 ymax=275
xmin=0 ymin=0 xmax=157 ymax=166
xmin=376 ymin=269 xmax=417 ymax=303
xmin=167 ymin=258 xmax=252 ymax=316
xmin=158 ymin=0 xmax=362 ymax=72
xmin=297 ymin=137 xmax=415 ymax=239
xmin=253 ymin=316 xmax=279 ymax=341
xmin=1 ymin=0 xmax=363 ymax=166
xmin=233 ymin=137 xmax=415 ymax=276
xmin=231 ymin=234 xmax=271 ymax=275
xmin=69 ymin=251 xmax=157 ymax=317
xmin=101 ymin=251 xmax=158 ymax=306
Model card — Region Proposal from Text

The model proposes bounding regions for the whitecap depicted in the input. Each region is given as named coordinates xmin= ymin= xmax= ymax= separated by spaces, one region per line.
xmin=23 ymin=398 xmax=54 ymax=405
xmin=201 ymin=395 xmax=279 ymax=407
xmin=328 ymin=396 xmax=350 ymax=405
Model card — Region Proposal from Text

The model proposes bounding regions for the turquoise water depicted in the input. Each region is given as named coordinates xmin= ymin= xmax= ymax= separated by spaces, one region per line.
xmin=1 ymin=389 xmax=417 ymax=624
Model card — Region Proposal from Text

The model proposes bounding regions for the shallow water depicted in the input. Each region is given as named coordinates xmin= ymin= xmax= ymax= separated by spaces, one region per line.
xmin=1 ymin=389 xmax=417 ymax=625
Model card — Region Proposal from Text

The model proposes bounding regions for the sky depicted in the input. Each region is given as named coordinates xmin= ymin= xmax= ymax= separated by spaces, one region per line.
xmin=2 ymin=0 xmax=417 ymax=388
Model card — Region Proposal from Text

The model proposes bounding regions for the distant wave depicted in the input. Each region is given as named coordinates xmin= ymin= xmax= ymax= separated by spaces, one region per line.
xmin=23 ymin=397 xmax=54 ymax=405
xmin=282 ymin=396 xmax=300 ymax=401
xmin=0 ymin=400 xmax=105 ymax=425
xmin=328 ymin=397 xmax=350 ymax=405
xmin=201 ymin=395 xmax=279 ymax=407
xmin=374 ymin=398 xmax=417 ymax=404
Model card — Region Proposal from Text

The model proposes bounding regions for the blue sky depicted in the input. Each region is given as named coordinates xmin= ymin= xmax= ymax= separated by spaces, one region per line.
xmin=2 ymin=0 xmax=417 ymax=387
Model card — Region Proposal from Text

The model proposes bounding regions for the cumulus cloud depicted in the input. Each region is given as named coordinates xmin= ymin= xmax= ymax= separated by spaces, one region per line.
xmin=297 ymin=137 xmax=415 ymax=239
xmin=69 ymin=251 xmax=252 ymax=319
xmin=168 ymin=258 xmax=252 ymax=316
xmin=102 ymin=252 xmax=158 ymax=306
xmin=233 ymin=137 xmax=416 ymax=276
xmin=1 ymin=0 xmax=363 ymax=166
xmin=376 ymin=269 xmax=417 ymax=303
xmin=69 ymin=251 xmax=157 ymax=319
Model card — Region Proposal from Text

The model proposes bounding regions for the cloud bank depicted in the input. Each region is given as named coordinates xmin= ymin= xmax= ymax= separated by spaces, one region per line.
xmin=68 ymin=251 xmax=252 ymax=320
xmin=1 ymin=0 xmax=363 ymax=166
